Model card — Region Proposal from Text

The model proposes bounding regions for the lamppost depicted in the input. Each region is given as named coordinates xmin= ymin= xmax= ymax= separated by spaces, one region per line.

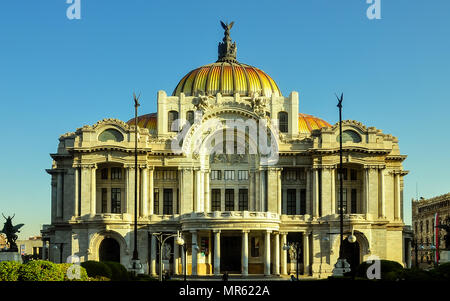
xmin=131 ymin=92 xmax=142 ymax=274
xmin=332 ymin=93 xmax=352 ymax=276
xmin=152 ymin=231 xmax=185 ymax=282
xmin=283 ymin=242 xmax=301 ymax=280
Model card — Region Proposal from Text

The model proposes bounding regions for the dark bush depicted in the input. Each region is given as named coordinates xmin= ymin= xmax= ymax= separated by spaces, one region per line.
xmin=129 ymin=273 xmax=158 ymax=281
xmin=80 ymin=261 xmax=112 ymax=279
xmin=355 ymin=259 xmax=403 ymax=280
xmin=18 ymin=260 xmax=64 ymax=281
xmin=395 ymin=268 xmax=434 ymax=281
xmin=431 ymin=262 xmax=450 ymax=280
xmin=103 ymin=261 xmax=129 ymax=281
xmin=58 ymin=263 xmax=89 ymax=281
xmin=0 ymin=261 xmax=21 ymax=281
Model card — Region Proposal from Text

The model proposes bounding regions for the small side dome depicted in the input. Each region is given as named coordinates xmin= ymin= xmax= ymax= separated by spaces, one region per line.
xmin=298 ymin=113 xmax=331 ymax=134
xmin=127 ymin=113 xmax=157 ymax=135
xmin=98 ymin=128 xmax=124 ymax=142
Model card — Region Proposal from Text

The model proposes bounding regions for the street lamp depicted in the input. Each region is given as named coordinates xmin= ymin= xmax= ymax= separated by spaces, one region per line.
xmin=283 ymin=242 xmax=301 ymax=280
xmin=153 ymin=231 xmax=185 ymax=282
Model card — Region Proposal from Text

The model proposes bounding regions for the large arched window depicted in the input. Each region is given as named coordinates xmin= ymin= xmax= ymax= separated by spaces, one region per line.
xmin=278 ymin=111 xmax=288 ymax=133
xmin=168 ymin=110 xmax=179 ymax=132
xmin=98 ymin=129 xmax=124 ymax=142
xmin=337 ymin=130 xmax=362 ymax=143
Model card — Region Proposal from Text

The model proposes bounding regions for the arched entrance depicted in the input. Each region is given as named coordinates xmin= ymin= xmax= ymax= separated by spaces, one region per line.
xmin=342 ymin=238 xmax=360 ymax=273
xmin=99 ymin=238 xmax=120 ymax=262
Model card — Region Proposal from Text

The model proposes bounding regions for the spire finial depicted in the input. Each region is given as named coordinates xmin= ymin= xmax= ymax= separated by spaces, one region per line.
xmin=217 ymin=21 xmax=237 ymax=63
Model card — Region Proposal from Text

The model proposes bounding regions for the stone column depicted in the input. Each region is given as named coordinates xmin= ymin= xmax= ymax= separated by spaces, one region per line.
xmin=195 ymin=169 xmax=201 ymax=212
xmin=151 ymin=235 xmax=157 ymax=276
xmin=180 ymin=168 xmax=194 ymax=214
xmin=264 ymin=230 xmax=271 ymax=276
xmin=255 ymin=170 xmax=261 ymax=211
xmin=80 ymin=165 xmax=91 ymax=216
xmin=242 ymin=230 xmax=249 ymax=276
xmin=204 ymin=170 xmax=210 ymax=212
xmin=306 ymin=168 xmax=311 ymax=215
xmin=174 ymin=243 xmax=180 ymax=275
xmin=303 ymin=232 xmax=310 ymax=275
xmin=277 ymin=169 xmax=282 ymax=215
xmin=394 ymin=172 xmax=401 ymax=220
xmin=312 ymin=168 xmax=319 ymax=217
xmin=331 ymin=168 xmax=336 ymax=215
xmin=260 ymin=169 xmax=266 ymax=212
xmin=74 ymin=167 xmax=79 ymax=216
xmin=56 ymin=172 xmax=63 ymax=218
xmin=379 ymin=168 xmax=385 ymax=218
xmin=214 ymin=230 xmax=221 ymax=276
xmin=364 ymin=167 xmax=370 ymax=215
xmin=141 ymin=166 xmax=148 ymax=217
xmin=149 ymin=167 xmax=154 ymax=215
xmin=249 ymin=171 xmax=255 ymax=211
xmin=281 ymin=232 xmax=287 ymax=275
xmin=90 ymin=165 xmax=97 ymax=216
xmin=191 ymin=231 xmax=198 ymax=276
xmin=274 ymin=232 xmax=280 ymax=275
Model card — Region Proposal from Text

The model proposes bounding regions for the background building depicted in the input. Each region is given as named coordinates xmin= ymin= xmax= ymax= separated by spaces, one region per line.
xmin=42 ymin=24 xmax=408 ymax=278
xmin=412 ymin=193 xmax=450 ymax=267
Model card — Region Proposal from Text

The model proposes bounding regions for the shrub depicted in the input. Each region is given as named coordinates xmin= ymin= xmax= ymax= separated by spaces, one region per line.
xmin=80 ymin=261 xmax=112 ymax=279
xmin=58 ymin=263 xmax=89 ymax=281
xmin=103 ymin=261 xmax=129 ymax=281
xmin=355 ymin=259 xmax=403 ymax=280
xmin=18 ymin=260 xmax=64 ymax=281
xmin=396 ymin=268 xmax=434 ymax=281
xmin=0 ymin=261 xmax=21 ymax=281
xmin=431 ymin=262 xmax=450 ymax=280
xmin=88 ymin=276 xmax=111 ymax=281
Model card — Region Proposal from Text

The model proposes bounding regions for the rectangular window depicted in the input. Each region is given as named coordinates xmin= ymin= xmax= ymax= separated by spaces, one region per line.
xmin=251 ymin=237 xmax=260 ymax=257
xmin=351 ymin=189 xmax=357 ymax=213
xmin=163 ymin=189 xmax=173 ymax=215
xmin=101 ymin=188 xmax=108 ymax=213
xmin=287 ymin=189 xmax=296 ymax=215
xmin=337 ymin=168 xmax=347 ymax=181
xmin=111 ymin=168 xmax=122 ymax=180
xmin=111 ymin=188 xmax=121 ymax=213
xmin=101 ymin=168 xmax=108 ymax=180
xmin=338 ymin=188 xmax=347 ymax=214
xmin=238 ymin=170 xmax=248 ymax=181
xmin=211 ymin=170 xmax=222 ymax=180
xmin=350 ymin=169 xmax=357 ymax=181
xmin=224 ymin=170 xmax=235 ymax=180
xmin=238 ymin=189 xmax=248 ymax=211
xmin=285 ymin=170 xmax=297 ymax=181
xmin=225 ymin=189 xmax=234 ymax=211
xmin=300 ymin=189 xmax=306 ymax=215
xmin=211 ymin=189 xmax=221 ymax=211
xmin=154 ymin=188 xmax=159 ymax=214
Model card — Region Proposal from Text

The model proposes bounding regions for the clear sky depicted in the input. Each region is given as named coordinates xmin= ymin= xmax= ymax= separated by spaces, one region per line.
xmin=0 ymin=0 xmax=449 ymax=239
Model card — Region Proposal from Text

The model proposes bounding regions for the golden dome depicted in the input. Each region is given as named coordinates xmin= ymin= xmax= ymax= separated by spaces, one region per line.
xmin=172 ymin=62 xmax=281 ymax=98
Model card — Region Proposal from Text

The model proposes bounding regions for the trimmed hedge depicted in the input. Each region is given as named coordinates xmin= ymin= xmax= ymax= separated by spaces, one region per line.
xmin=58 ymin=263 xmax=89 ymax=281
xmin=18 ymin=260 xmax=65 ymax=281
xmin=103 ymin=261 xmax=129 ymax=281
xmin=80 ymin=260 xmax=112 ymax=279
xmin=355 ymin=259 xmax=403 ymax=280
xmin=0 ymin=261 xmax=21 ymax=281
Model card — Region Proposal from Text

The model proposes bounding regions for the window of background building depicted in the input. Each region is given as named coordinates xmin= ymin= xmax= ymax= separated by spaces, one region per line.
xmin=225 ymin=189 xmax=234 ymax=211
xmin=238 ymin=170 xmax=248 ymax=181
xmin=163 ymin=189 xmax=173 ymax=215
xmin=238 ymin=189 xmax=248 ymax=211
xmin=211 ymin=170 xmax=222 ymax=180
xmin=286 ymin=189 xmax=296 ymax=215
xmin=111 ymin=188 xmax=121 ymax=213
xmin=154 ymin=188 xmax=159 ymax=214
xmin=211 ymin=189 xmax=221 ymax=211
xmin=111 ymin=167 xmax=122 ymax=180
xmin=278 ymin=111 xmax=288 ymax=133
xmin=168 ymin=110 xmax=179 ymax=132
xmin=224 ymin=170 xmax=235 ymax=180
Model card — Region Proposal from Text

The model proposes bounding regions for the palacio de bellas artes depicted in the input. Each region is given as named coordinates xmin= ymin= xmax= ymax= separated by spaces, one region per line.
xmin=41 ymin=21 xmax=412 ymax=280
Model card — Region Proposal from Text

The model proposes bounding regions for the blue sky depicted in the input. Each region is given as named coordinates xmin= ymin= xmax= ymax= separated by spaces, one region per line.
xmin=0 ymin=0 xmax=449 ymax=239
